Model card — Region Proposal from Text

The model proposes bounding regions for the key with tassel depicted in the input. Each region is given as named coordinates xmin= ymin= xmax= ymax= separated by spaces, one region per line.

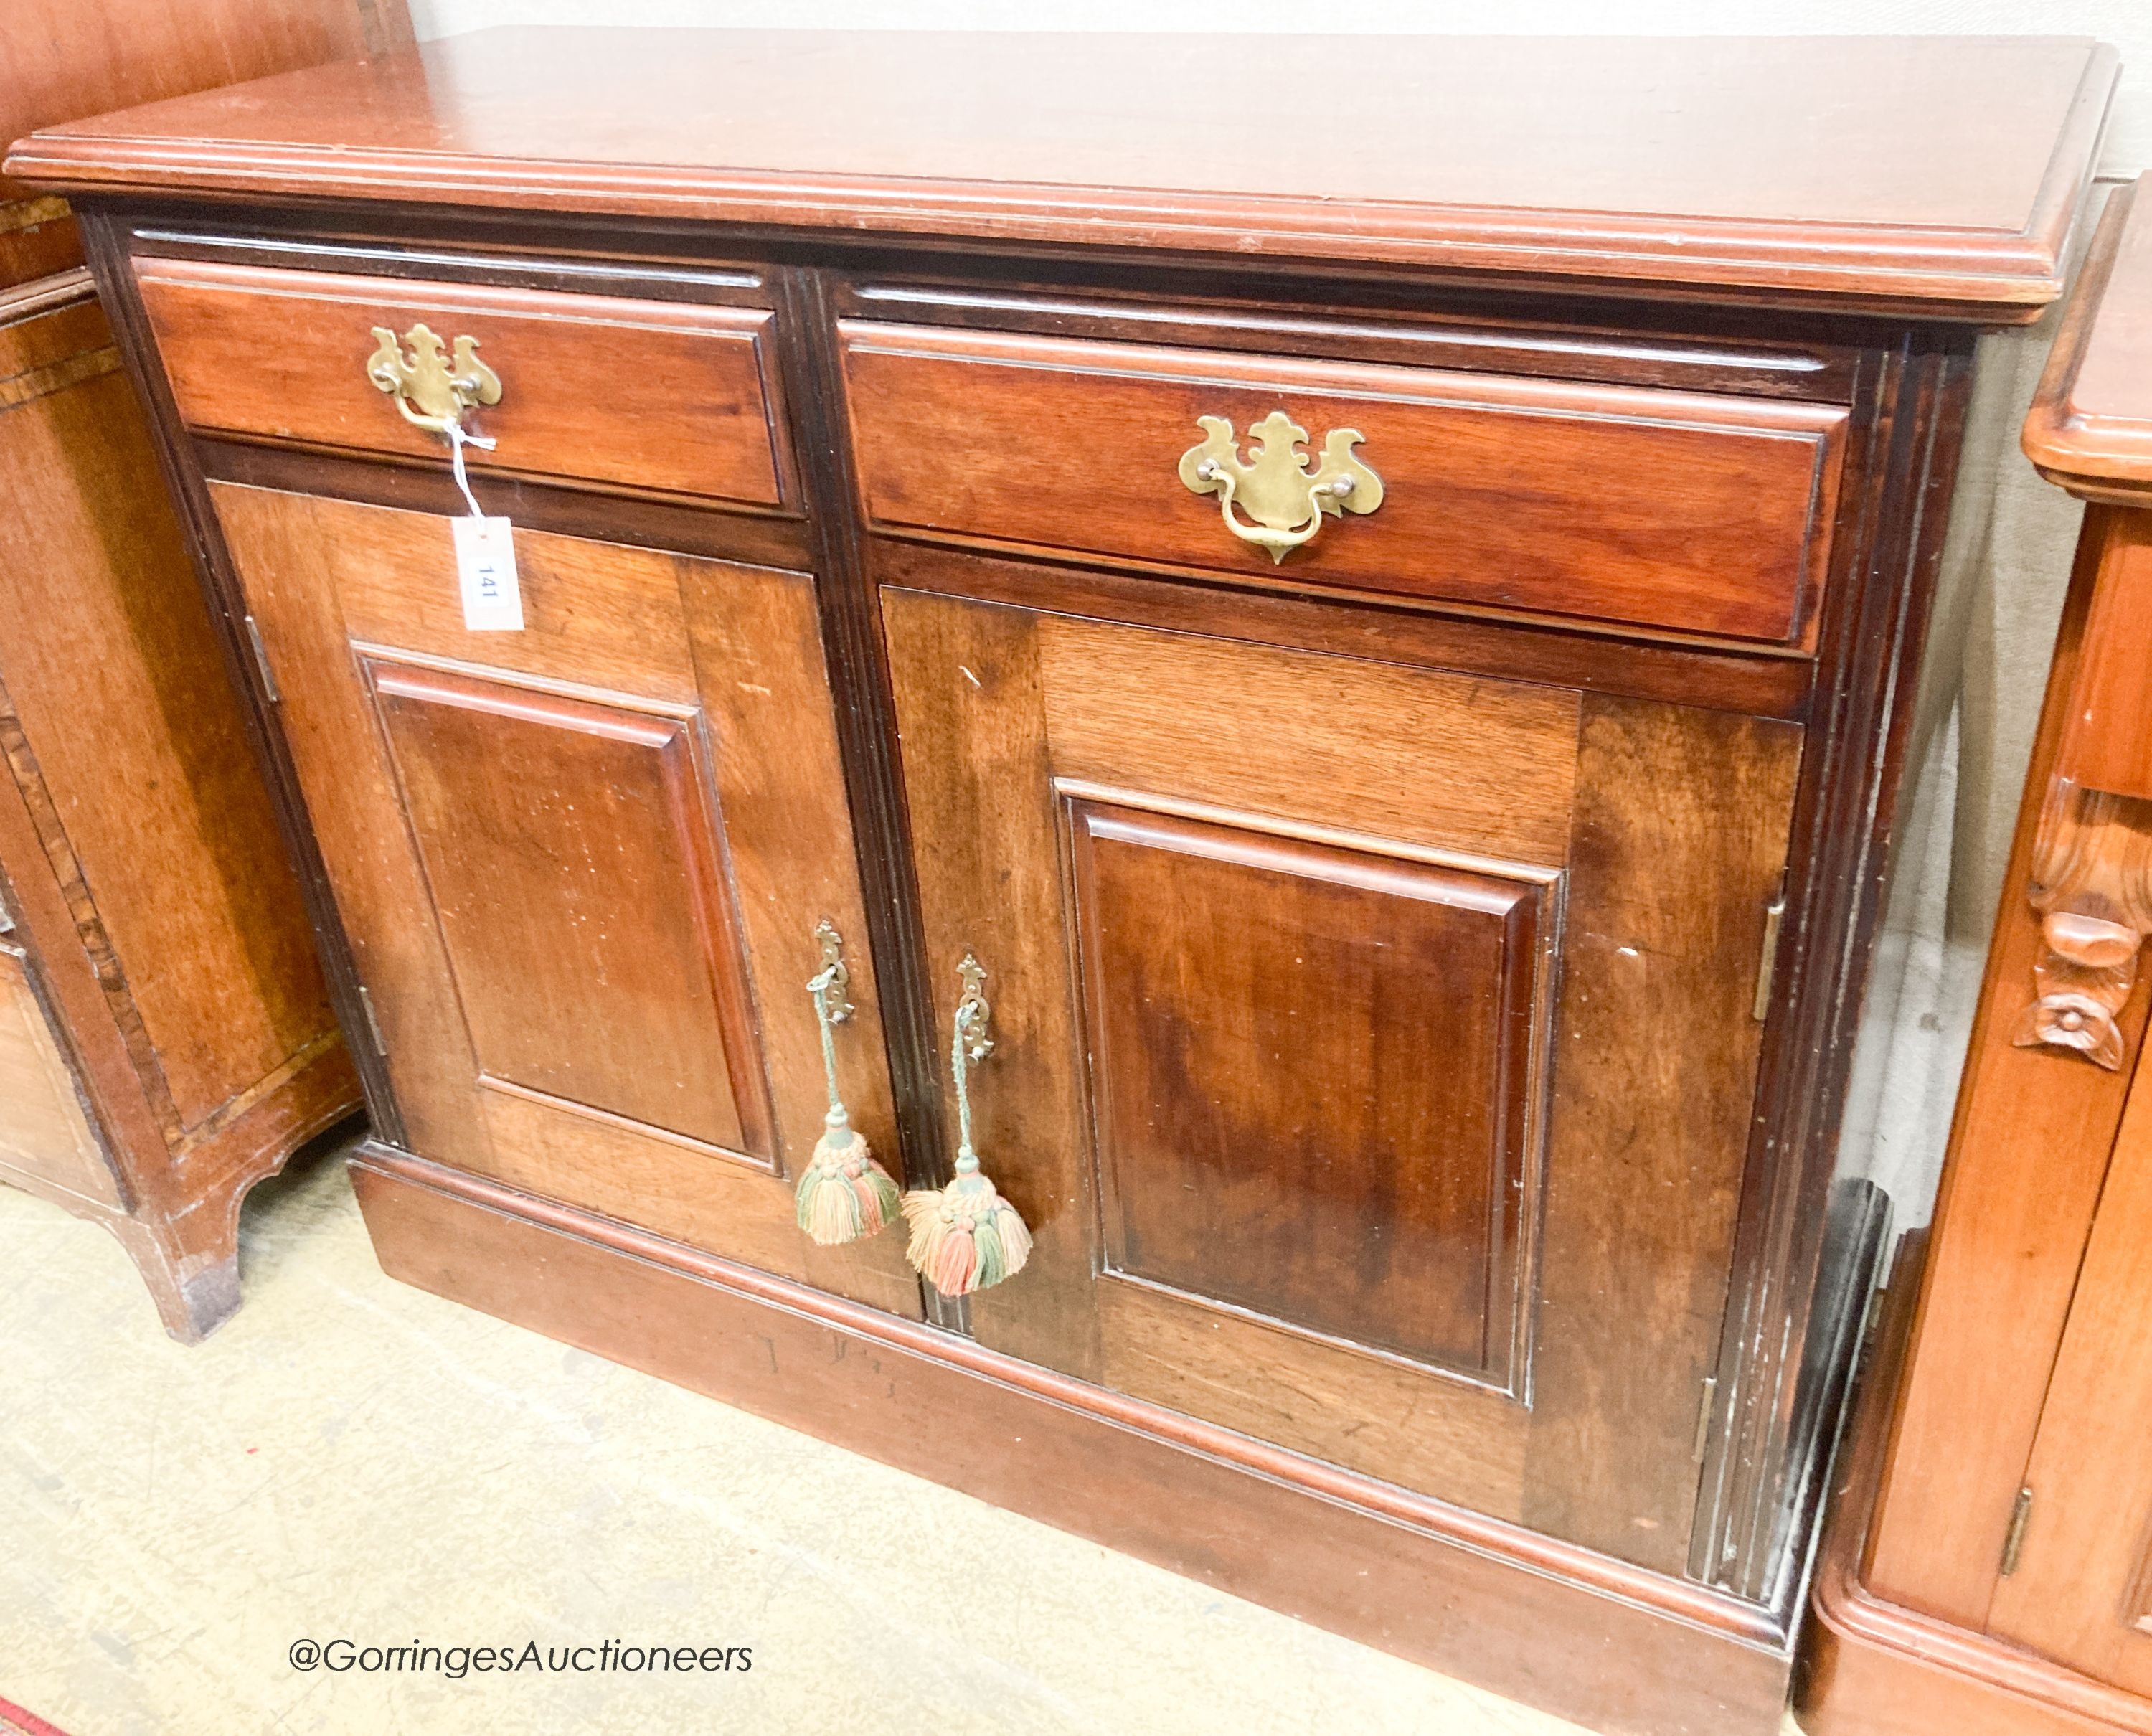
xmin=902 ymin=952 xmax=1033 ymax=1296
xmin=793 ymin=919 xmax=902 ymax=1245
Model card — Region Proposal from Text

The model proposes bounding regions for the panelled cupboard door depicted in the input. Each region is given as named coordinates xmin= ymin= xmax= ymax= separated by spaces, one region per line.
xmin=209 ymin=483 xmax=921 ymax=1318
xmin=885 ymin=585 xmax=1803 ymax=1570
xmin=1986 ymin=1067 xmax=2152 ymax=1692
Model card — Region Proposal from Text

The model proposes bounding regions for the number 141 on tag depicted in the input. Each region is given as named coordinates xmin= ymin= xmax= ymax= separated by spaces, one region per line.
xmin=452 ymin=516 xmax=524 ymax=631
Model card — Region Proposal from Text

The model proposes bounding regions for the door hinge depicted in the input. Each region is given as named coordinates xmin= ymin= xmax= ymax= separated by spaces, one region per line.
xmin=2000 ymin=1487 xmax=2034 ymax=1576
xmin=1692 ymin=1375 xmax=1718 ymax=1463
xmin=355 ymin=986 xmax=389 ymax=1057
xmin=242 ymin=614 xmax=280 ymax=704
xmin=1752 ymin=889 xmax=1788 ymax=1022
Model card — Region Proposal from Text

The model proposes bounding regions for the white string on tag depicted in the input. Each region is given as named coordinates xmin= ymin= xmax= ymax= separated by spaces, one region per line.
xmin=440 ymin=418 xmax=521 ymax=630
xmin=441 ymin=418 xmax=497 ymax=519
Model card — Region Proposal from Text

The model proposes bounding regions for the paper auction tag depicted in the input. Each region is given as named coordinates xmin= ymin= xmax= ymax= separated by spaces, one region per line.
xmin=452 ymin=515 xmax=524 ymax=631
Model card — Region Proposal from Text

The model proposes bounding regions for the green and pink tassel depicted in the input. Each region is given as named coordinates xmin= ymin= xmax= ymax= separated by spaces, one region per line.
xmin=794 ymin=922 xmax=901 ymax=1247
xmin=901 ymin=953 xmax=1032 ymax=1296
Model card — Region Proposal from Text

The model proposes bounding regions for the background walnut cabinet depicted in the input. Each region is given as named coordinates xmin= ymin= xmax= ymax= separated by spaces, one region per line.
xmin=14 ymin=29 xmax=2115 ymax=1736
xmin=0 ymin=0 xmax=411 ymax=1339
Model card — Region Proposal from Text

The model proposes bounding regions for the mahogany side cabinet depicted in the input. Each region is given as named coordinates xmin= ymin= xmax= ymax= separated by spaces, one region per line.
xmin=1799 ymin=173 xmax=2152 ymax=1736
xmin=0 ymin=0 xmax=411 ymax=1339
xmin=8 ymin=30 xmax=2117 ymax=1732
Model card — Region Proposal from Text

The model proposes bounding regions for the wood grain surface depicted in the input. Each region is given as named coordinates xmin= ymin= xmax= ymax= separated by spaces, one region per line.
xmin=844 ymin=322 xmax=1846 ymax=644
xmin=0 ymin=947 xmax=117 ymax=1207
xmin=369 ymin=662 xmax=772 ymax=1163
xmin=1986 ymin=1071 xmax=2152 ymax=1694
xmin=7 ymin=30 xmax=2117 ymax=316
xmin=2054 ymin=514 xmax=2152 ymax=800
xmin=1864 ymin=511 xmax=2151 ymax=1623
xmin=886 ymin=581 xmax=1801 ymax=1572
xmin=0 ymin=270 xmax=355 ymax=1339
xmin=1801 ymin=1239 xmax=2152 ymax=1736
xmin=1070 ymin=801 xmax=1550 ymax=1387
xmin=139 ymin=259 xmax=791 ymax=509
xmin=0 ymin=0 xmax=410 ymax=286
xmin=0 ymin=288 xmax=334 ymax=1134
xmin=209 ymin=483 xmax=920 ymax=1318
xmin=2024 ymin=177 xmax=2152 ymax=503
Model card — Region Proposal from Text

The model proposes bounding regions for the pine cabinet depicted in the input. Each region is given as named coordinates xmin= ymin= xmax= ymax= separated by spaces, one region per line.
xmin=1802 ymin=175 xmax=2152 ymax=1736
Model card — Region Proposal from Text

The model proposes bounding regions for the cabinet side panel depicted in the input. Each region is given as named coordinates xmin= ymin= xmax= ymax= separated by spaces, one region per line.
xmin=0 ymin=296 xmax=336 ymax=1137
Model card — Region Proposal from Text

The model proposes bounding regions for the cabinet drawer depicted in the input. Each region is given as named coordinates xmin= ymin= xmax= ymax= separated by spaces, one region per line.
xmin=843 ymin=322 xmax=1849 ymax=645
xmin=136 ymin=258 xmax=792 ymax=509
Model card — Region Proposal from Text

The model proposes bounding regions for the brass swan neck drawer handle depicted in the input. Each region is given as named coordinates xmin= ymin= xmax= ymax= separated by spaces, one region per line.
xmin=366 ymin=321 xmax=502 ymax=438
xmin=1178 ymin=410 xmax=1384 ymax=563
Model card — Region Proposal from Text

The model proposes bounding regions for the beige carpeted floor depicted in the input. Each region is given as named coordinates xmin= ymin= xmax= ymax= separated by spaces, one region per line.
xmin=0 ymin=1135 xmax=1803 ymax=1735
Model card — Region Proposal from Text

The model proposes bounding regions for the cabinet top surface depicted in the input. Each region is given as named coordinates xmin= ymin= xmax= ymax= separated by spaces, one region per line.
xmin=5 ymin=28 xmax=2117 ymax=319
xmin=2025 ymin=176 xmax=2152 ymax=499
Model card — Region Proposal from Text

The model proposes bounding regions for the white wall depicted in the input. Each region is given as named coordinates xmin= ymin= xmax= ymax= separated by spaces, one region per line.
xmin=407 ymin=0 xmax=2148 ymax=177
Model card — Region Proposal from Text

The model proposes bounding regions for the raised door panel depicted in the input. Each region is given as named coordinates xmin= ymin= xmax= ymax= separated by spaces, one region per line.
xmin=885 ymin=585 xmax=1801 ymax=1567
xmin=210 ymin=483 xmax=919 ymax=1318
xmin=1071 ymin=801 xmax=1553 ymax=1390
xmin=1986 ymin=1067 xmax=2152 ymax=1694
xmin=369 ymin=662 xmax=771 ymax=1164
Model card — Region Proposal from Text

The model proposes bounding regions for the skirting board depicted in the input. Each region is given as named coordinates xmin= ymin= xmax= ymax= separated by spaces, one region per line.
xmin=351 ymin=1141 xmax=1803 ymax=1736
